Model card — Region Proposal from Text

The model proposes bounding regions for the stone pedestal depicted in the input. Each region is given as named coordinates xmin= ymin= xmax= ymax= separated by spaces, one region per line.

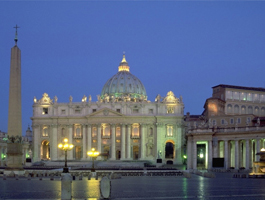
xmin=61 ymin=173 xmax=72 ymax=200
xmin=5 ymin=143 xmax=23 ymax=172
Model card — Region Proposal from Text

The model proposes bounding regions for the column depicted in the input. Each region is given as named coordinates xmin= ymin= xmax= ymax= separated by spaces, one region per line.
xmin=235 ymin=140 xmax=239 ymax=169
xmin=192 ymin=140 xmax=197 ymax=170
xmin=224 ymin=140 xmax=229 ymax=169
xmin=68 ymin=125 xmax=73 ymax=159
xmin=140 ymin=124 xmax=146 ymax=160
xmin=121 ymin=124 xmax=126 ymax=160
xmin=82 ymin=125 xmax=86 ymax=159
xmin=208 ymin=140 xmax=212 ymax=169
xmin=87 ymin=125 xmax=92 ymax=159
xmin=33 ymin=125 xmax=40 ymax=162
xmin=256 ymin=139 xmax=260 ymax=161
xmin=245 ymin=139 xmax=250 ymax=169
xmin=127 ymin=124 xmax=132 ymax=160
xmin=110 ymin=124 xmax=116 ymax=160
xmin=51 ymin=125 xmax=58 ymax=160
xmin=187 ymin=136 xmax=192 ymax=169
xmin=213 ymin=138 xmax=219 ymax=158
xmin=97 ymin=124 xmax=102 ymax=155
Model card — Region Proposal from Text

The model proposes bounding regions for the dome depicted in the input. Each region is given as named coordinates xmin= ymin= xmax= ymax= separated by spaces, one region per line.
xmin=101 ymin=55 xmax=147 ymax=102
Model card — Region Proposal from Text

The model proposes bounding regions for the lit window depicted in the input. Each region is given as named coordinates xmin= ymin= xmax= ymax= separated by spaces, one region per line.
xmin=74 ymin=125 xmax=82 ymax=138
xmin=42 ymin=108 xmax=48 ymax=115
xmin=92 ymin=127 xmax=97 ymax=137
xmin=116 ymin=127 xmax=121 ymax=137
xmin=42 ymin=127 xmax=48 ymax=137
xmin=93 ymin=140 xmax=96 ymax=143
xmin=167 ymin=126 xmax=173 ymax=137
xmin=133 ymin=139 xmax=139 ymax=143
xmin=227 ymin=104 xmax=232 ymax=113
xmin=103 ymin=125 xmax=110 ymax=137
xmin=116 ymin=140 xmax=120 ymax=143
xmin=132 ymin=125 xmax=140 ymax=138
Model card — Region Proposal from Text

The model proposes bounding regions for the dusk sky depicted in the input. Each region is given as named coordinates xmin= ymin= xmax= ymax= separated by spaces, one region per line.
xmin=1 ymin=1 xmax=265 ymax=135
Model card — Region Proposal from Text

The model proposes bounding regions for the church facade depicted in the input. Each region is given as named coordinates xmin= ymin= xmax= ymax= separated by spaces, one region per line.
xmin=31 ymin=55 xmax=185 ymax=164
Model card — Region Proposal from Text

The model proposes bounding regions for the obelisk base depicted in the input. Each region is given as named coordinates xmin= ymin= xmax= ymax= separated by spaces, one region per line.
xmin=4 ymin=143 xmax=24 ymax=175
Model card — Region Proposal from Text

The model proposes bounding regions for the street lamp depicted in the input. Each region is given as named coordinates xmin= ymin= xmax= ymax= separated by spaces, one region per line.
xmin=58 ymin=138 xmax=74 ymax=173
xmin=87 ymin=148 xmax=100 ymax=172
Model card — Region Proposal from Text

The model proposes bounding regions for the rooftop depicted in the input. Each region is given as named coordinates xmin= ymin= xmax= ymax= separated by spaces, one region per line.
xmin=212 ymin=84 xmax=265 ymax=92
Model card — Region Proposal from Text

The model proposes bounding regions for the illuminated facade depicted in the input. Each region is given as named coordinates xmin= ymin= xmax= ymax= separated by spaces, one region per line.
xmin=186 ymin=84 xmax=265 ymax=170
xmin=31 ymin=55 xmax=185 ymax=164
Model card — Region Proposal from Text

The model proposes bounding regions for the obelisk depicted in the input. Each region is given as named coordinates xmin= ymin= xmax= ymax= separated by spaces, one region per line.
xmin=5 ymin=25 xmax=24 ymax=173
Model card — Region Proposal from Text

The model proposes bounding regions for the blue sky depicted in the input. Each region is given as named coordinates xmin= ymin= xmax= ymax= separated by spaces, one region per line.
xmin=1 ymin=1 xmax=265 ymax=134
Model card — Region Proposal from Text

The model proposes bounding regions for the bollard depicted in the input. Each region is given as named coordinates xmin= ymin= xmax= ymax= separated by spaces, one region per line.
xmin=61 ymin=173 xmax=72 ymax=200
xmin=100 ymin=176 xmax=111 ymax=199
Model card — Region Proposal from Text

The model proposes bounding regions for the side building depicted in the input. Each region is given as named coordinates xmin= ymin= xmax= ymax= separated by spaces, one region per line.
xmin=31 ymin=55 xmax=185 ymax=164
xmin=186 ymin=84 xmax=265 ymax=170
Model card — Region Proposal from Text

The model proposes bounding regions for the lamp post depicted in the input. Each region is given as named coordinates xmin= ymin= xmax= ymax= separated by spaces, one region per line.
xmin=87 ymin=148 xmax=100 ymax=172
xmin=58 ymin=138 xmax=74 ymax=173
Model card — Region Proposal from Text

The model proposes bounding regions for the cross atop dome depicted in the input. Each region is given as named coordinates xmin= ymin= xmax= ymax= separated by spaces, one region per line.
xmin=118 ymin=53 xmax=130 ymax=72
xmin=13 ymin=24 xmax=20 ymax=46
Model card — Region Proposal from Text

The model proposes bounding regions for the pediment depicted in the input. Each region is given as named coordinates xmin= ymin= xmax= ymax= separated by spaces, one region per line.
xmin=87 ymin=107 xmax=123 ymax=117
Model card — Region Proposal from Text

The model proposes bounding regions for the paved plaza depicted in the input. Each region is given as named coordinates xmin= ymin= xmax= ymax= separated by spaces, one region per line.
xmin=1 ymin=172 xmax=265 ymax=200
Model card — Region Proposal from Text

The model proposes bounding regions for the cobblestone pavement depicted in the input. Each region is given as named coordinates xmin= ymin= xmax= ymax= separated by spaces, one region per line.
xmin=1 ymin=173 xmax=265 ymax=199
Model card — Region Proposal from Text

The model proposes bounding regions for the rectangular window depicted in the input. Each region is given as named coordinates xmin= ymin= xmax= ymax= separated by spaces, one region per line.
xmin=42 ymin=108 xmax=48 ymax=115
xmin=61 ymin=109 xmax=66 ymax=114
xmin=92 ymin=140 xmax=96 ymax=143
xmin=92 ymin=109 xmax=97 ymax=113
xmin=226 ymin=91 xmax=233 ymax=100
xmin=233 ymin=92 xmax=239 ymax=100
xmin=149 ymin=109 xmax=153 ymax=114
xmin=116 ymin=140 xmax=120 ymax=143
xmin=92 ymin=128 xmax=97 ymax=137
xmin=237 ymin=118 xmax=241 ymax=124
xmin=247 ymin=117 xmax=251 ymax=124
xmin=116 ymin=109 xmax=121 ymax=113
xmin=240 ymin=92 xmax=246 ymax=101
xmin=230 ymin=118 xmax=234 ymax=124
xmin=213 ymin=120 xmax=216 ymax=126
xmin=221 ymin=119 xmax=225 ymax=125
xmin=247 ymin=93 xmax=252 ymax=101
xmin=116 ymin=127 xmax=121 ymax=137
xmin=133 ymin=109 xmax=139 ymax=113
xmin=253 ymin=94 xmax=259 ymax=102
xmin=75 ymin=110 xmax=81 ymax=114
xmin=133 ymin=139 xmax=139 ymax=143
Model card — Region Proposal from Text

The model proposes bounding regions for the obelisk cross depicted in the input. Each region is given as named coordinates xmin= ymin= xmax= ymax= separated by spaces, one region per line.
xmin=13 ymin=24 xmax=20 ymax=45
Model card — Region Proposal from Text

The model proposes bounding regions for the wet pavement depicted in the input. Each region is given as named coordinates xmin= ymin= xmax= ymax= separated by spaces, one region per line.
xmin=1 ymin=172 xmax=265 ymax=199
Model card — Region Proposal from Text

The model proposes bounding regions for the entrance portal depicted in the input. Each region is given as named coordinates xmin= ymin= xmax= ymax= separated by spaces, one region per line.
xmin=133 ymin=146 xmax=139 ymax=160
xmin=75 ymin=146 xmax=82 ymax=160
xmin=165 ymin=142 xmax=174 ymax=159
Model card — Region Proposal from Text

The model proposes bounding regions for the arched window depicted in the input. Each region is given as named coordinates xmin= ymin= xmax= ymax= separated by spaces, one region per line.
xmin=241 ymin=106 xmax=246 ymax=114
xmin=261 ymin=107 xmax=265 ymax=116
xmin=42 ymin=127 xmax=48 ymax=137
xmin=254 ymin=106 xmax=259 ymax=115
xmin=248 ymin=106 xmax=253 ymax=114
xmin=167 ymin=125 xmax=173 ymax=137
xmin=227 ymin=104 xmax=232 ymax=114
xmin=234 ymin=105 xmax=239 ymax=114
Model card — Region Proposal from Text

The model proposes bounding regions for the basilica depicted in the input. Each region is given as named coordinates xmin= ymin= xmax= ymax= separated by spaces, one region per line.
xmin=31 ymin=55 xmax=185 ymax=164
